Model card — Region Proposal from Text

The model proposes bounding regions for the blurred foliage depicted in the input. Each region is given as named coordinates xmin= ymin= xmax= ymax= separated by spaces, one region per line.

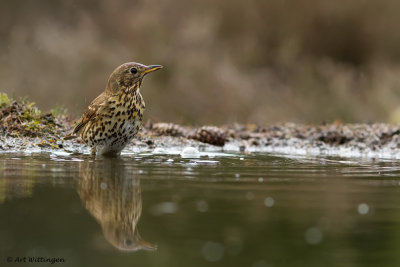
xmin=0 ymin=93 xmax=10 ymax=108
xmin=1 ymin=0 xmax=400 ymax=123
xmin=50 ymin=105 xmax=68 ymax=118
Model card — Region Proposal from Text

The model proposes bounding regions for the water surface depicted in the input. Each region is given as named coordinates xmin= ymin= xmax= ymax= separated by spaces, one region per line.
xmin=1 ymin=152 xmax=400 ymax=267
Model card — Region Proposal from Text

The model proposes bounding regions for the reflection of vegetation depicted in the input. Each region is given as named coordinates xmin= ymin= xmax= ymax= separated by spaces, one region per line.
xmin=0 ymin=179 xmax=6 ymax=204
xmin=0 ymin=168 xmax=34 ymax=203
xmin=0 ymin=158 xmax=41 ymax=203
xmin=77 ymin=159 xmax=156 ymax=251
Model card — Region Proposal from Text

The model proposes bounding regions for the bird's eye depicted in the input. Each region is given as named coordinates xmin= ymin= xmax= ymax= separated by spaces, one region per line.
xmin=130 ymin=67 xmax=138 ymax=74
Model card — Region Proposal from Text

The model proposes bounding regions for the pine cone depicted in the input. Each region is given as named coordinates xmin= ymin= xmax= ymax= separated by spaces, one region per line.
xmin=190 ymin=126 xmax=227 ymax=146
xmin=152 ymin=123 xmax=186 ymax=137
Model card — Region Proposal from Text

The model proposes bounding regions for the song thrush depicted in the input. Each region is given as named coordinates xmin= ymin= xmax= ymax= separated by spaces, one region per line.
xmin=70 ymin=62 xmax=162 ymax=156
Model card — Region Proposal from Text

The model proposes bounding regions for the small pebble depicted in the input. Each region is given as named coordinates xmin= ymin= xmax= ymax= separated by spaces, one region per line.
xmin=145 ymin=139 xmax=154 ymax=145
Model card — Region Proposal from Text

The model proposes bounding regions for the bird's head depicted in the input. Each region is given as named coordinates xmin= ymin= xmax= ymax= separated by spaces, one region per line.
xmin=106 ymin=62 xmax=162 ymax=93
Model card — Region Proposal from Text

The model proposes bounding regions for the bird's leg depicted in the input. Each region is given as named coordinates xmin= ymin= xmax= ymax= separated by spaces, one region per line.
xmin=90 ymin=147 xmax=96 ymax=156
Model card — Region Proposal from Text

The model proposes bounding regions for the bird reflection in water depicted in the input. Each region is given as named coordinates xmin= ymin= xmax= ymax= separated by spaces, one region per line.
xmin=76 ymin=158 xmax=156 ymax=251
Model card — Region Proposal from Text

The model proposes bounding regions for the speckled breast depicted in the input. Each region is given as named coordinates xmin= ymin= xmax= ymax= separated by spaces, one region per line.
xmin=83 ymin=89 xmax=145 ymax=153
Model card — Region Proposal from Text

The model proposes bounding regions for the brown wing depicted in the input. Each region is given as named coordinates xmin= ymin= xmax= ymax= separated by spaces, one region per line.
xmin=73 ymin=92 xmax=109 ymax=135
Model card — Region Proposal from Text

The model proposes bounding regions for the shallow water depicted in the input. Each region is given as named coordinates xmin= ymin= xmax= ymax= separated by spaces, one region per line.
xmin=1 ymin=152 xmax=400 ymax=267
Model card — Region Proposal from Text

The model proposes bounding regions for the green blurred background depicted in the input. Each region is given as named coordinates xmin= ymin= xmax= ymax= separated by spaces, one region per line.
xmin=2 ymin=0 xmax=400 ymax=124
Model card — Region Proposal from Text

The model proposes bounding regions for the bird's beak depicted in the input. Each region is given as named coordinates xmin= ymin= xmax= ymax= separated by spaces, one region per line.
xmin=143 ymin=65 xmax=163 ymax=74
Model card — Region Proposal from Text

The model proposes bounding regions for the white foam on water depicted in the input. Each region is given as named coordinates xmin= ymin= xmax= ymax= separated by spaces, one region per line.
xmin=51 ymin=150 xmax=72 ymax=157
xmin=181 ymin=147 xmax=200 ymax=158
xmin=193 ymin=160 xmax=219 ymax=164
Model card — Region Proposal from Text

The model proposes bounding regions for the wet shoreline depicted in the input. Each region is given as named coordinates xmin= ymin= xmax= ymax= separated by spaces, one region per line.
xmin=2 ymin=93 xmax=400 ymax=159
xmin=2 ymin=120 xmax=400 ymax=159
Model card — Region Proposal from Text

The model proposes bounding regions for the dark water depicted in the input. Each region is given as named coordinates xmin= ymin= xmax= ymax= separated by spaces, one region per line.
xmin=1 ymin=152 xmax=400 ymax=267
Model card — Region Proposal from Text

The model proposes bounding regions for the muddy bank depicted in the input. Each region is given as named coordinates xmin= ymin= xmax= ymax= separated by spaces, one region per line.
xmin=1 ymin=94 xmax=400 ymax=158
xmin=113 ymin=122 xmax=400 ymax=159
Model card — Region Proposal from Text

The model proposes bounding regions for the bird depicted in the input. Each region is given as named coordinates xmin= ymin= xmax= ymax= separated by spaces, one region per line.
xmin=67 ymin=62 xmax=162 ymax=156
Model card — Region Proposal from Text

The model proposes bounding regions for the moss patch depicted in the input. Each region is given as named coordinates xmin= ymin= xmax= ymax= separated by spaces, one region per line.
xmin=0 ymin=93 xmax=65 ymax=138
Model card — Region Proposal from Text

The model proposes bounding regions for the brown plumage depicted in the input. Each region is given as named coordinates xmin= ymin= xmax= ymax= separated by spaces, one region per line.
xmin=69 ymin=62 xmax=162 ymax=156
